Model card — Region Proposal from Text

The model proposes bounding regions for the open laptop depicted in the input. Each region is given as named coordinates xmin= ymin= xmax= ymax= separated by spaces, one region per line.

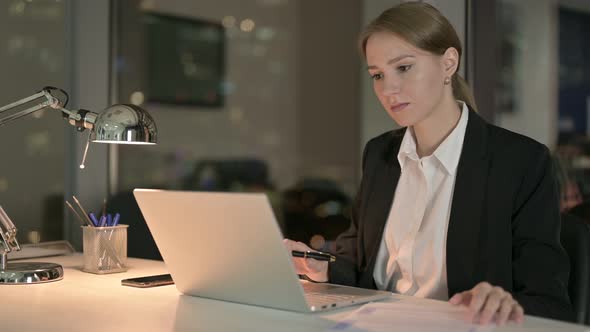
xmin=133 ymin=189 xmax=390 ymax=312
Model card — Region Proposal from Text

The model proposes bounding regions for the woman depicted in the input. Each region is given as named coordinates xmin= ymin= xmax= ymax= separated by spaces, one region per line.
xmin=284 ymin=1 xmax=573 ymax=325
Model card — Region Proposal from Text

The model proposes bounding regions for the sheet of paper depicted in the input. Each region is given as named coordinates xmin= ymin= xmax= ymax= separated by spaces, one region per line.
xmin=7 ymin=247 xmax=70 ymax=260
xmin=327 ymin=300 xmax=494 ymax=332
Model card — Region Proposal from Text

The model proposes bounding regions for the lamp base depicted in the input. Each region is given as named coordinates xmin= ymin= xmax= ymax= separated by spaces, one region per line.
xmin=0 ymin=262 xmax=63 ymax=284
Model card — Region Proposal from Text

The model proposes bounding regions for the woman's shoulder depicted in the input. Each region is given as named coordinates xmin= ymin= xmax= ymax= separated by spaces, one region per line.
xmin=485 ymin=123 xmax=550 ymax=161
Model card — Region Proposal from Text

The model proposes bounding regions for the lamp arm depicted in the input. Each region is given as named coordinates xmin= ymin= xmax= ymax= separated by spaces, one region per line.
xmin=0 ymin=88 xmax=97 ymax=265
xmin=0 ymin=206 xmax=19 ymax=252
xmin=0 ymin=89 xmax=65 ymax=126
xmin=0 ymin=88 xmax=98 ymax=131
xmin=0 ymin=206 xmax=20 ymax=270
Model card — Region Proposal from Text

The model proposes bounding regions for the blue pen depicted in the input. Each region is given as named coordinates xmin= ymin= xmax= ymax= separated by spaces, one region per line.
xmin=107 ymin=213 xmax=113 ymax=227
xmin=89 ymin=213 xmax=100 ymax=227
xmin=112 ymin=213 xmax=120 ymax=226
xmin=99 ymin=215 xmax=107 ymax=227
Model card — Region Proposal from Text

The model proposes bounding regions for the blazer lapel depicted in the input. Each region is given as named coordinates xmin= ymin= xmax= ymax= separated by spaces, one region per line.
xmin=446 ymin=110 xmax=490 ymax=296
xmin=363 ymin=130 xmax=404 ymax=271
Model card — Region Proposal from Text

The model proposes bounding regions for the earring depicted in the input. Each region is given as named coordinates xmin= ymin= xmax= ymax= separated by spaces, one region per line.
xmin=444 ymin=77 xmax=451 ymax=85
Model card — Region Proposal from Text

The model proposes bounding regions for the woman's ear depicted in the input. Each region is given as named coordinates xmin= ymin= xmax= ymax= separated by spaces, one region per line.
xmin=442 ymin=47 xmax=459 ymax=77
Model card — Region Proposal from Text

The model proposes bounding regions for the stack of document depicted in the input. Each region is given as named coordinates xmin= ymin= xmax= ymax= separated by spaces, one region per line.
xmin=7 ymin=240 xmax=74 ymax=260
xmin=327 ymin=300 xmax=493 ymax=332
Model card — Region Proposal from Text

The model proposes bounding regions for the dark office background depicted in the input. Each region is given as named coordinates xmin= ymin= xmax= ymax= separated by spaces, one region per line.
xmin=1 ymin=0 xmax=589 ymax=257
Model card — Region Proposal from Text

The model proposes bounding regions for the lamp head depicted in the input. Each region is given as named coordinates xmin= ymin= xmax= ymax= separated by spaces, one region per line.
xmin=90 ymin=104 xmax=157 ymax=145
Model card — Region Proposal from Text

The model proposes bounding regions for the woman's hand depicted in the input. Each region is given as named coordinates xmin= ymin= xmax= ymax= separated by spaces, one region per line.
xmin=282 ymin=239 xmax=329 ymax=282
xmin=449 ymin=282 xmax=524 ymax=325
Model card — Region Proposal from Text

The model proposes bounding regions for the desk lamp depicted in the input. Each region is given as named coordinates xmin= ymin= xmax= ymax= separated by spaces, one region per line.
xmin=0 ymin=87 xmax=157 ymax=284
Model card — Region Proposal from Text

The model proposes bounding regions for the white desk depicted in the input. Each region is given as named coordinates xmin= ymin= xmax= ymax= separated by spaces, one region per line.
xmin=3 ymin=255 xmax=588 ymax=331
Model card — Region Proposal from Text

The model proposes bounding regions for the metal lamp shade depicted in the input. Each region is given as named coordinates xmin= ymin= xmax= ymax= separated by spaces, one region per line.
xmin=91 ymin=104 xmax=157 ymax=144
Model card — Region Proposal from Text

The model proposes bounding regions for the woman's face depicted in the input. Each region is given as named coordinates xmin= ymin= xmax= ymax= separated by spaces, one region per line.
xmin=365 ymin=32 xmax=451 ymax=128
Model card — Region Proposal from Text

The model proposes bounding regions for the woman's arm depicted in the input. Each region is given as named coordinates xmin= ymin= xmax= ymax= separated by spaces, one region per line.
xmin=511 ymin=145 xmax=574 ymax=321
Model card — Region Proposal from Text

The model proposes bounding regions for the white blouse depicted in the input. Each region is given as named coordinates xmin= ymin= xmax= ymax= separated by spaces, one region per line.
xmin=373 ymin=101 xmax=469 ymax=300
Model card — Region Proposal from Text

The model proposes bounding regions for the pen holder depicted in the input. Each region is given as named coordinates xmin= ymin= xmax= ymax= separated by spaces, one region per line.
xmin=82 ymin=225 xmax=128 ymax=274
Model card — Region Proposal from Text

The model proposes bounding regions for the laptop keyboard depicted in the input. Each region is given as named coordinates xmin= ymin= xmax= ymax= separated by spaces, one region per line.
xmin=302 ymin=282 xmax=361 ymax=307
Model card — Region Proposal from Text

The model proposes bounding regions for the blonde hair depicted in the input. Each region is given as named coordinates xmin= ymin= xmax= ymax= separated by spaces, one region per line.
xmin=360 ymin=2 xmax=478 ymax=112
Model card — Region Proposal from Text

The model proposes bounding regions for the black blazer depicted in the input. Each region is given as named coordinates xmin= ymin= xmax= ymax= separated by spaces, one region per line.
xmin=329 ymin=109 xmax=574 ymax=322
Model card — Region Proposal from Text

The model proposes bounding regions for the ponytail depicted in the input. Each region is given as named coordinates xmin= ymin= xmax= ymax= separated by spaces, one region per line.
xmin=452 ymin=74 xmax=478 ymax=112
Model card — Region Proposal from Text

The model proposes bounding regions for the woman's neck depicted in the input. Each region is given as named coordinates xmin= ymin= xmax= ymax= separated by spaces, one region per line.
xmin=412 ymin=96 xmax=462 ymax=158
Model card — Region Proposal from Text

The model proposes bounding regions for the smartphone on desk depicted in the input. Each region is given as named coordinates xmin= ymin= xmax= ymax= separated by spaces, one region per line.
xmin=121 ymin=274 xmax=174 ymax=288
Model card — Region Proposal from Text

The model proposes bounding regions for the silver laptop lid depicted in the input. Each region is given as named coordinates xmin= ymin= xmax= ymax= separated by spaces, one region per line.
xmin=133 ymin=189 xmax=311 ymax=312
